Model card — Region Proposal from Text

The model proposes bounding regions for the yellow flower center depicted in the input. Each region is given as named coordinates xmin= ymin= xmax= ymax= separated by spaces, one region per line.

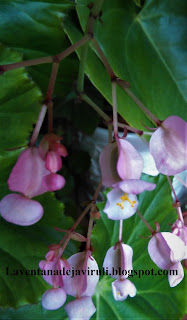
xmin=116 ymin=193 xmax=136 ymax=210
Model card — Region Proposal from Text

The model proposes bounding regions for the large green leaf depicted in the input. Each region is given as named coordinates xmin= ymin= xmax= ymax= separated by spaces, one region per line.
xmin=91 ymin=174 xmax=187 ymax=319
xmin=0 ymin=0 xmax=77 ymax=97
xmin=0 ymin=45 xmax=42 ymax=150
xmin=64 ymin=0 xmax=187 ymax=129
xmin=0 ymin=192 xmax=76 ymax=309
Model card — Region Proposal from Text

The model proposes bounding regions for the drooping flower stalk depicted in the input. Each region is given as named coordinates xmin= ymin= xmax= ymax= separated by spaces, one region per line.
xmin=86 ymin=215 xmax=94 ymax=250
xmin=166 ymin=176 xmax=179 ymax=203
xmin=175 ymin=175 xmax=187 ymax=188
xmin=29 ymin=104 xmax=47 ymax=147
xmin=59 ymin=181 xmax=102 ymax=254
xmin=112 ymin=81 xmax=118 ymax=137
xmin=136 ymin=210 xmax=154 ymax=234
xmin=119 ymin=219 xmax=123 ymax=242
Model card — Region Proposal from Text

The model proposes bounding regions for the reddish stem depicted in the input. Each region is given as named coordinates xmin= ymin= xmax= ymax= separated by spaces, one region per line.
xmin=0 ymin=35 xmax=91 ymax=74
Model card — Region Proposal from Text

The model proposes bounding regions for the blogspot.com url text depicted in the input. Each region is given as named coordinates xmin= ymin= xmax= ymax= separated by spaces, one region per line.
xmin=5 ymin=267 xmax=178 ymax=279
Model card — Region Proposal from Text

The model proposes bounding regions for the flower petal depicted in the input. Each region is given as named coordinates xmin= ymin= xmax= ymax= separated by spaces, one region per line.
xmin=45 ymin=151 xmax=62 ymax=173
xmin=99 ymin=141 xmax=121 ymax=187
xmin=0 ymin=194 xmax=43 ymax=226
xmin=113 ymin=179 xmax=156 ymax=194
xmin=42 ymin=288 xmax=66 ymax=310
xmin=149 ymin=116 xmax=187 ymax=175
xmin=148 ymin=232 xmax=186 ymax=270
xmin=162 ymin=232 xmax=186 ymax=263
xmin=117 ymin=138 xmax=143 ymax=180
xmin=8 ymin=147 xmax=50 ymax=198
xmin=103 ymin=189 xmax=138 ymax=220
xmin=168 ymin=262 xmax=184 ymax=287
xmin=103 ymin=244 xmax=133 ymax=279
xmin=112 ymin=279 xmax=136 ymax=301
xmin=63 ymin=251 xmax=99 ymax=298
xmin=42 ymin=173 xmax=65 ymax=192
xmin=64 ymin=297 xmax=96 ymax=320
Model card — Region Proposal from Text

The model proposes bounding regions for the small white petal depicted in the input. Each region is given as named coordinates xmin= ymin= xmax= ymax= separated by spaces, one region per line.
xmin=112 ymin=279 xmax=136 ymax=301
xmin=168 ymin=262 xmax=184 ymax=287
xmin=103 ymin=189 xmax=138 ymax=220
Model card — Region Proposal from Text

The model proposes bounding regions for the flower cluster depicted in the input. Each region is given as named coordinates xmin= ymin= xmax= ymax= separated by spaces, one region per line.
xmin=99 ymin=114 xmax=187 ymax=297
xmin=39 ymin=248 xmax=99 ymax=319
xmin=0 ymin=133 xmax=67 ymax=226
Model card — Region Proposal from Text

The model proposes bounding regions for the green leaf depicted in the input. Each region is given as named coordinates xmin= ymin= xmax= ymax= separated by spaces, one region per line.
xmin=0 ymin=192 xmax=76 ymax=309
xmin=0 ymin=302 xmax=67 ymax=320
xmin=64 ymin=0 xmax=187 ymax=129
xmin=91 ymin=174 xmax=187 ymax=319
xmin=0 ymin=0 xmax=77 ymax=97
xmin=0 ymin=45 xmax=42 ymax=150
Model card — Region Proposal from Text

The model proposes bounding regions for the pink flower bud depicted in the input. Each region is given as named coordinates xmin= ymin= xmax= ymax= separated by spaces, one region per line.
xmin=0 ymin=194 xmax=43 ymax=226
xmin=172 ymin=219 xmax=187 ymax=245
xmin=64 ymin=296 xmax=96 ymax=320
xmin=45 ymin=151 xmax=62 ymax=173
xmin=112 ymin=279 xmax=136 ymax=301
xmin=42 ymin=288 xmax=66 ymax=310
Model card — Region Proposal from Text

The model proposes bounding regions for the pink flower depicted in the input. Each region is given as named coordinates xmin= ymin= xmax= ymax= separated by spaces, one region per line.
xmin=63 ymin=250 xmax=99 ymax=320
xmin=39 ymin=249 xmax=70 ymax=287
xmin=103 ymin=180 xmax=155 ymax=220
xmin=0 ymin=147 xmax=65 ymax=226
xmin=148 ymin=232 xmax=187 ymax=287
xmin=103 ymin=243 xmax=133 ymax=279
xmin=100 ymin=137 xmax=156 ymax=220
xmin=149 ymin=116 xmax=187 ymax=175
xmin=63 ymin=250 xmax=99 ymax=298
xmin=39 ymin=249 xmax=70 ymax=311
xmin=103 ymin=242 xmax=137 ymax=301
xmin=39 ymin=133 xmax=68 ymax=172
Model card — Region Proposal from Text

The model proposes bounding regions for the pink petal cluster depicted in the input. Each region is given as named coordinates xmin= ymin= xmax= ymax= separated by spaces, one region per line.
xmin=39 ymin=249 xmax=69 ymax=310
xmin=39 ymin=249 xmax=99 ymax=319
xmin=103 ymin=242 xmax=136 ymax=301
xmin=63 ymin=250 xmax=99 ymax=320
xmin=0 ymin=144 xmax=66 ymax=226
xmin=148 ymin=232 xmax=187 ymax=287
xmin=149 ymin=116 xmax=187 ymax=175
xmin=100 ymin=137 xmax=156 ymax=220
